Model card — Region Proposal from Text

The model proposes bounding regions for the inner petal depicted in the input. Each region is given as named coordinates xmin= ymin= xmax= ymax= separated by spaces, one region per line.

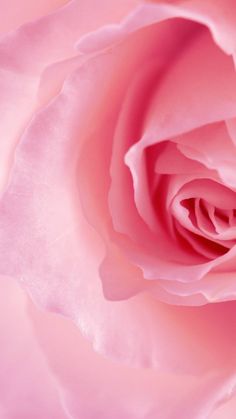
xmin=170 ymin=180 xmax=236 ymax=259
xmin=174 ymin=220 xmax=229 ymax=260
xmin=195 ymin=200 xmax=236 ymax=243
xmin=176 ymin=121 xmax=236 ymax=188
xmin=110 ymin=18 xmax=200 ymax=239
xmin=124 ymin=22 xmax=236 ymax=249
xmin=195 ymin=198 xmax=217 ymax=235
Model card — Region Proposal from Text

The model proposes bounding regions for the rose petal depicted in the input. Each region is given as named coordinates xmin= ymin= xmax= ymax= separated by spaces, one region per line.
xmin=194 ymin=199 xmax=235 ymax=244
xmin=0 ymin=0 xmax=140 ymax=194
xmin=0 ymin=0 xmax=68 ymax=36
xmin=1 ymin=276 xmax=235 ymax=418
xmin=176 ymin=122 xmax=236 ymax=188
xmin=0 ymin=277 xmax=66 ymax=418
xmin=28 ymin=287 xmax=236 ymax=419
xmin=144 ymin=0 xmax=236 ymax=54
xmin=155 ymin=141 xmax=206 ymax=175
xmin=171 ymin=180 xmax=236 ymax=228
xmin=210 ymin=390 xmax=236 ymax=419
xmin=0 ymin=0 xmax=86 ymax=193
xmin=99 ymin=243 xmax=151 ymax=300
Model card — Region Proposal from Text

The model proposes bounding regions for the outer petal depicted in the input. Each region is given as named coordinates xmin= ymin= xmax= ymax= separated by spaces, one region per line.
xmin=1 ymin=277 xmax=235 ymax=418
xmin=0 ymin=277 xmax=66 ymax=418
xmin=210 ymin=392 xmax=236 ymax=419
xmin=0 ymin=0 xmax=140 ymax=37
xmin=77 ymin=0 xmax=236 ymax=57
xmin=0 ymin=0 xmax=140 ymax=193
xmin=0 ymin=0 xmax=68 ymax=36
xmin=28 ymin=290 xmax=236 ymax=419
xmin=0 ymin=1 xmax=85 ymax=193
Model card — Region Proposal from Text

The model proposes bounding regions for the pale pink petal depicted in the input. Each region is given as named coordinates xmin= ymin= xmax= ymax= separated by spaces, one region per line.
xmin=0 ymin=277 xmax=66 ymax=418
xmin=0 ymin=1 xmax=88 ymax=194
xmin=210 ymin=390 xmax=236 ymax=419
xmin=77 ymin=0 xmax=236 ymax=58
xmin=99 ymin=243 xmax=151 ymax=300
xmin=28 ymin=290 xmax=236 ymax=419
xmin=0 ymin=0 xmax=140 ymax=194
xmin=158 ymin=271 xmax=236 ymax=304
xmin=226 ymin=118 xmax=236 ymax=145
xmin=0 ymin=0 xmax=68 ymax=36
xmin=3 ymin=275 xmax=236 ymax=418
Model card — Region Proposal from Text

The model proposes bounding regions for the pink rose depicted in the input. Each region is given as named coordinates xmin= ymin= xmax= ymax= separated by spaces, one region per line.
xmin=0 ymin=0 xmax=236 ymax=417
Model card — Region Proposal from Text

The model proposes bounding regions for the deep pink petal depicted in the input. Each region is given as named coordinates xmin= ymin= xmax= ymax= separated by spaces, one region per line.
xmin=151 ymin=0 xmax=236 ymax=56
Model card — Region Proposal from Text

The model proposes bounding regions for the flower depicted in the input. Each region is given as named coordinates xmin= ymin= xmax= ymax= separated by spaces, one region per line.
xmin=0 ymin=0 xmax=236 ymax=418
